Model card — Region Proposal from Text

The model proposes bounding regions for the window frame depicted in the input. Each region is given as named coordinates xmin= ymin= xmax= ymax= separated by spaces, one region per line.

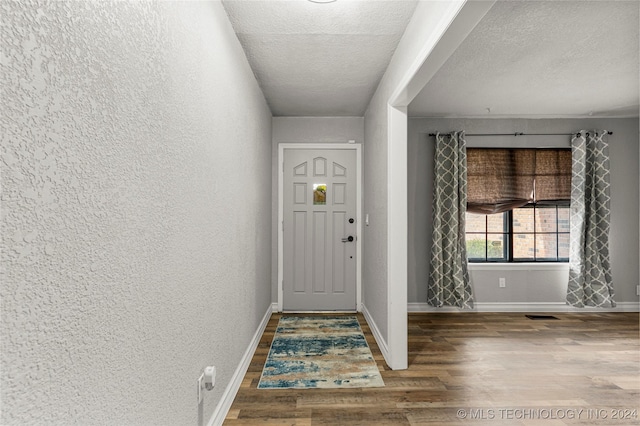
xmin=466 ymin=204 xmax=570 ymax=263
xmin=465 ymin=213 xmax=509 ymax=262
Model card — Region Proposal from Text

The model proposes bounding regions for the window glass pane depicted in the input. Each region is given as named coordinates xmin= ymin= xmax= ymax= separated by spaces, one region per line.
xmin=466 ymin=235 xmax=486 ymax=259
xmin=513 ymin=233 xmax=534 ymax=259
xmin=466 ymin=212 xmax=486 ymax=232
xmin=313 ymin=183 xmax=326 ymax=205
xmin=513 ymin=208 xmax=534 ymax=233
xmin=558 ymin=234 xmax=570 ymax=259
xmin=536 ymin=234 xmax=558 ymax=260
xmin=487 ymin=234 xmax=506 ymax=260
xmin=558 ymin=207 xmax=570 ymax=232
xmin=535 ymin=207 xmax=557 ymax=233
xmin=487 ymin=212 xmax=506 ymax=232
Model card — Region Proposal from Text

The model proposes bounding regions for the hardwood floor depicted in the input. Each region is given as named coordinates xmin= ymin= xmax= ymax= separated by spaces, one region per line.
xmin=225 ymin=312 xmax=639 ymax=425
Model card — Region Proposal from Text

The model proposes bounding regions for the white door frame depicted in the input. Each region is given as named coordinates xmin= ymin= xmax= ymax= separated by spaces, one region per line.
xmin=278 ymin=143 xmax=362 ymax=312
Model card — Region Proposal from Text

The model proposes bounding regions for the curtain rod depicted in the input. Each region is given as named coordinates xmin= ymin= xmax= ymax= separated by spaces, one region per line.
xmin=428 ymin=131 xmax=613 ymax=137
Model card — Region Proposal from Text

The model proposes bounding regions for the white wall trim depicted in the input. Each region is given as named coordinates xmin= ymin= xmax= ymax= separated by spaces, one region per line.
xmin=467 ymin=263 xmax=570 ymax=272
xmin=408 ymin=302 xmax=640 ymax=313
xmin=208 ymin=304 xmax=273 ymax=426
xmin=410 ymin=113 xmax=639 ymax=120
xmin=361 ymin=304 xmax=390 ymax=366
xmin=386 ymin=104 xmax=408 ymax=370
xmin=277 ymin=143 xmax=362 ymax=312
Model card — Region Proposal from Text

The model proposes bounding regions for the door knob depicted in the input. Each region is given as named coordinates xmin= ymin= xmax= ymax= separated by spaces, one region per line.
xmin=349 ymin=218 xmax=355 ymax=224
xmin=341 ymin=236 xmax=354 ymax=243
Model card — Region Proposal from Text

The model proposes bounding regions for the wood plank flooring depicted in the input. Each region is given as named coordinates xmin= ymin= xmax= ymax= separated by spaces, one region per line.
xmin=225 ymin=312 xmax=639 ymax=425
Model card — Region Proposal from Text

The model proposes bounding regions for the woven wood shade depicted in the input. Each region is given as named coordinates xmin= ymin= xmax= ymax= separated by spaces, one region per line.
xmin=467 ymin=148 xmax=571 ymax=214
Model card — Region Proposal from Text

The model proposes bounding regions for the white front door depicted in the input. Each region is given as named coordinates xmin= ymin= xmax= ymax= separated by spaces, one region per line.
xmin=282 ymin=148 xmax=357 ymax=311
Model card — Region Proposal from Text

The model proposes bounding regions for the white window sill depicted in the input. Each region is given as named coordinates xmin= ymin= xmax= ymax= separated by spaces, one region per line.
xmin=467 ymin=262 xmax=570 ymax=271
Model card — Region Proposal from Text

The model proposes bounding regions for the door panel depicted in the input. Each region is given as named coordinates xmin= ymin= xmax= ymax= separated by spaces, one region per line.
xmin=283 ymin=148 xmax=357 ymax=311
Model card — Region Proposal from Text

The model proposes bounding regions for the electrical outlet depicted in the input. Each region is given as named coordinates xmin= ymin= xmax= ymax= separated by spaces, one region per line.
xmin=499 ymin=278 xmax=506 ymax=288
xmin=204 ymin=366 xmax=216 ymax=390
xmin=636 ymin=285 xmax=639 ymax=296
xmin=197 ymin=373 xmax=204 ymax=404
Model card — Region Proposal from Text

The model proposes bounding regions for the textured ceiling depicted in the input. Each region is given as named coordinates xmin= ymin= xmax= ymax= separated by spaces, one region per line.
xmin=223 ymin=0 xmax=639 ymax=118
xmin=221 ymin=0 xmax=419 ymax=116
xmin=409 ymin=0 xmax=640 ymax=118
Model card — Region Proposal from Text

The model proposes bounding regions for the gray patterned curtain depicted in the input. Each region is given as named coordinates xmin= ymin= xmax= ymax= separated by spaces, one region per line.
xmin=566 ymin=130 xmax=615 ymax=307
xmin=428 ymin=132 xmax=474 ymax=308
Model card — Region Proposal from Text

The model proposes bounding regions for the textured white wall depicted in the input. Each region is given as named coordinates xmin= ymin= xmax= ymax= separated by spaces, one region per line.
xmin=1 ymin=1 xmax=272 ymax=424
xmin=408 ymin=117 xmax=639 ymax=305
xmin=271 ymin=117 xmax=364 ymax=301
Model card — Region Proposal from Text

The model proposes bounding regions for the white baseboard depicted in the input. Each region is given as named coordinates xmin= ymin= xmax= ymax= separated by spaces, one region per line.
xmin=361 ymin=304 xmax=390 ymax=367
xmin=208 ymin=304 xmax=273 ymax=426
xmin=408 ymin=301 xmax=640 ymax=313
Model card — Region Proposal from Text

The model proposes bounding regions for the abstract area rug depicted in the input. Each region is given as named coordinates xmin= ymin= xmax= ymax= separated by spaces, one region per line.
xmin=257 ymin=316 xmax=385 ymax=389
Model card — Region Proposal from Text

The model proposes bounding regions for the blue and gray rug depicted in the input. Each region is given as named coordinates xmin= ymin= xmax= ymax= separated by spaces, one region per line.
xmin=258 ymin=316 xmax=385 ymax=389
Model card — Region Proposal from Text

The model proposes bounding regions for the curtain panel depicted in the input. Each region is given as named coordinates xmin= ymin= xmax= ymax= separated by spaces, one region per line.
xmin=566 ymin=130 xmax=615 ymax=308
xmin=428 ymin=132 xmax=474 ymax=309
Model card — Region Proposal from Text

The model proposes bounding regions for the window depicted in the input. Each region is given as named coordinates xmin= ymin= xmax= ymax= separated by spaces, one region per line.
xmin=466 ymin=211 xmax=508 ymax=261
xmin=313 ymin=183 xmax=327 ymax=205
xmin=465 ymin=148 xmax=571 ymax=262
xmin=466 ymin=206 xmax=570 ymax=262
